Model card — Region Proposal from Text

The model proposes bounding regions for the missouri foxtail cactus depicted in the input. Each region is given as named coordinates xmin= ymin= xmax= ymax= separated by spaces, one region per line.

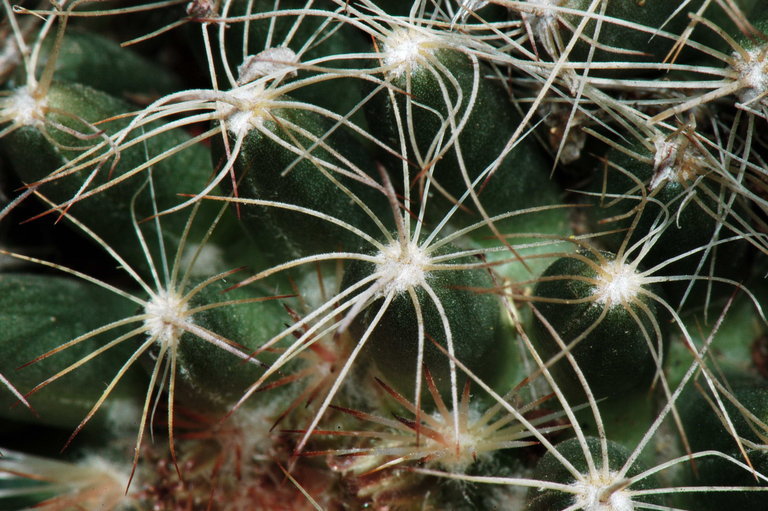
xmin=2 ymin=1 xmax=768 ymax=510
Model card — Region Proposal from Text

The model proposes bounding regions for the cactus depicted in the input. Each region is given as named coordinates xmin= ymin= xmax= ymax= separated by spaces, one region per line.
xmin=2 ymin=0 xmax=768 ymax=509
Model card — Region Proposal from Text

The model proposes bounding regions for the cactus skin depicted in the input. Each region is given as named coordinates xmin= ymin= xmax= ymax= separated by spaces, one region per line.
xmin=526 ymin=437 xmax=661 ymax=511
xmin=0 ymin=274 xmax=145 ymax=430
xmin=585 ymin=139 xmax=750 ymax=303
xmin=343 ymin=241 xmax=504 ymax=399
xmin=1 ymin=81 xmax=216 ymax=277
xmin=220 ymin=101 xmax=388 ymax=262
xmin=530 ymin=251 xmax=665 ymax=400
xmin=20 ymin=29 xmax=181 ymax=97
xmin=1 ymin=1 xmax=768 ymax=510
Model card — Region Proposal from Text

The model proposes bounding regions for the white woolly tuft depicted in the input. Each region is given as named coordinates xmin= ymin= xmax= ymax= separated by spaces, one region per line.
xmin=144 ymin=289 xmax=189 ymax=346
xmin=571 ymin=473 xmax=635 ymax=511
xmin=594 ymin=260 xmax=643 ymax=306
xmin=383 ymin=28 xmax=436 ymax=78
xmin=3 ymin=86 xmax=47 ymax=127
xmin=237 ymin=47 xmax=300 ymax=86
xmin=733 ymin=47 xmax=768 ymax=105
xmin=221 ymin=83 xmax=277 ymax=137
xmin=374 ymin=240 xmax=431 ymax=296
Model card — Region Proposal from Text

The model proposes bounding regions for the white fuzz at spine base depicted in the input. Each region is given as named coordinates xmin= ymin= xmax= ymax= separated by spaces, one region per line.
xmin=593 ymin=260 xmax=643 ymax=307
xmin=237 ymin=47 xmax=300 ymax=86
xmin=374 ymin=240 xmax=431 ymax=296
xmin=144 ymin=289 xmax=189 ymax=347
xmin=221 ymin=83 xmax=277 ymax=137
xmin=571 ymin=473 xmax=635 ymax=511
xmin=382 ymin=28 xmax=438 ymax=78
xmin=3 ymin=86 xmax=47 ymax=127
xmin=732 ymin=46 xmax=768 ymax=105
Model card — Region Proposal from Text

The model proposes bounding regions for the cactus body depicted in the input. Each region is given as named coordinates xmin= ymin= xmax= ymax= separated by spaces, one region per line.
xmin=1 ymin=1 xmax=768 ymax=510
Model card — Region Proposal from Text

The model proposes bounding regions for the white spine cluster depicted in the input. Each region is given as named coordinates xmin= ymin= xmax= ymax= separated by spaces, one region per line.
xmin=593 ymin=260 xmax=644 ymax=307
xmin=733 ymin=47 xmax=768 ymax=106
xmin=144 ymin=289 xmax=189 ymax=347
xmin=383 ymin=28 xmax=437 ymax=78
xmin=374 ymin=240 xmax=431 ymax=296
xmin=4 ymin=86 xmax=46 ymax=127
xmin=571 ymin=473 xmax=635 ymax=511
